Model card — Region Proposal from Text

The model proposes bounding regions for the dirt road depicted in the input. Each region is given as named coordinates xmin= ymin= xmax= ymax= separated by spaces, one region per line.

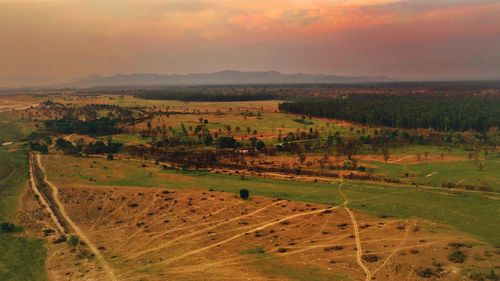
xmin=28 ymin=154 xmax=66 ymax=235
xmin=339 ymin=182 xmax=372 ymax=281
xmin=34 ymin=153 xmax=118 ymax=281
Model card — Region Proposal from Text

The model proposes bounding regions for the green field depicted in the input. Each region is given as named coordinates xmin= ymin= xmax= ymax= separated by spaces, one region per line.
xmin=372 ymin=157 xmax=500 ymax=191
xmin=0 ymin=113 xmax=46 ymax=281
xmin=51 ymin=155 xmax=500 ymax=245
xmin=0 ymin=148 xmax=29 ymax=221
xmin=0 ymin=113 xmax=32 ymax=143
xmin=0 ymin=236 xmax=46 ymax=281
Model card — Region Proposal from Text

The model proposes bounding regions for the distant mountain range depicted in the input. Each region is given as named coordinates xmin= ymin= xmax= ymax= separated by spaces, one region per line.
xmin=65 ymin=70 xmax=392 ymax=87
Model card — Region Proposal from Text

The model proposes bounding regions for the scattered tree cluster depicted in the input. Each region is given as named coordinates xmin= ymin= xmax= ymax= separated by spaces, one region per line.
xmin=45 ymin=117 xmax=121 ymax=136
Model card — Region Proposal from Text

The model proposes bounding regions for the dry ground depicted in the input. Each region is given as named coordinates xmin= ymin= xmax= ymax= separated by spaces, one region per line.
xmin=0 ymin=95 xmax=40 ymax=112
xmin=18 ymin=181 xmax=496 ymax=281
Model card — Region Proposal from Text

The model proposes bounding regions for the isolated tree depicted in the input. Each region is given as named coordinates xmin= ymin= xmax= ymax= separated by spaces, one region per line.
xmin=318 ymin=154 xmax=329 ymax=174
xmin=298 ymin=153 xmax=306 ymax=164
xmin=67 ymin=235 xmax=79 ymax=247
xmin=239 ymin=189 xmax=250 ymax=200
xmin=255 ymin=140 xmax=266 ymax=151
xmin=416 ymin=152 xmax=422 ymax=162
xmin=342 ymin=140 xmax=358 ymax=160
xmin=470 ymin=147 xmax=485 ymax=171
xmin=381 ymin=147 xmax=390 ymax=163
xmin=0 ymin=222 xmax=16 ymax=233
xmin=107 ymin=153 xmax=114 ymax=161
xmin=203 ymin=133 xmax=214 ymax=146
xmin=249 ymin=137 xmax=257 ymax=147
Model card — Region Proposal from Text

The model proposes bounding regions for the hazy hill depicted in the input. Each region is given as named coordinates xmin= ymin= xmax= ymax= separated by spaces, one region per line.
xmin=67 ymin=70 xmax=391 ymax=87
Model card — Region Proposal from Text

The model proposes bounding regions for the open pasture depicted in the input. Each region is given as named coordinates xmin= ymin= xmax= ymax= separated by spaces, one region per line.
xmin=43 ymin=154 xmax=500 ymax=245
xmin=0 ymin=114 xmax=47 ymax=281
xmin=33 ymin=181 xmax=498 ymax=281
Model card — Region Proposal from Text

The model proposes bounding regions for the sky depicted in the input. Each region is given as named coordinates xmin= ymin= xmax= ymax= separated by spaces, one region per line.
xmin=1 ymin=0 xmax=500 ymax=86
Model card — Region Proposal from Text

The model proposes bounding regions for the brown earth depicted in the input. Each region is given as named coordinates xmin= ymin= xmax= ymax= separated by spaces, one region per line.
xmin=18 ymin=181 xmax=496 ymax=281
xmin=361 ymin=154 xmax=467 ymax=164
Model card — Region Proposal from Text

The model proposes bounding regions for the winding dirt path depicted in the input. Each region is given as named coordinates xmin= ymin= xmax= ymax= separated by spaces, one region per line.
xmin=35 ymin=154 xmax=118 ymax=281
xmin=339 ymin=183 xmax=372 ymax=281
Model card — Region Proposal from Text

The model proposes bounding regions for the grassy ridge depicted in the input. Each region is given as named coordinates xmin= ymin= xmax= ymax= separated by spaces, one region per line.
xmin=53 ymin=155 xmax=500 ymax=244
xmin=0 ymin=113 xmax=47 ymax=281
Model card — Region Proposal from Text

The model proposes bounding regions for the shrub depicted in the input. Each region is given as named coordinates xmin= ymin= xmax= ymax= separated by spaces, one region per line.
xmin=448 ymin=250 xmax=467 ymax=263
xmin=0 ymin=222 xmax=16 ymax=233
xmin=239 ymin=189 xmax=250 ymax=200
xmin=216 ymin=136 xmax=239 ymax=149
xmin=469 ymin=270 xmax=499 ymax=281
xmin=107 ymin=153 xmax=114 ymax=160
xmin=361 ymin=254 xmax=379 ymax=262
xmin=416 ymin=267 xmax=442 ymax=278
xmin=203 ymin=133 xmax=214 ymax=145
xmin=255 ymin=140 xmax=266 ymax=150
xmin=67 ymin=235 xmax=79 ymax=247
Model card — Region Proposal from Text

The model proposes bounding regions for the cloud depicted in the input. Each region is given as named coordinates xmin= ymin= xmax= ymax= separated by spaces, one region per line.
xmin=0 ymin=0 xmax=499 ymax=86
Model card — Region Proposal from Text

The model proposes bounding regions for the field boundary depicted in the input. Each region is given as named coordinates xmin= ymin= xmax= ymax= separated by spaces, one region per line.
xmin=29 ymin=154 xmax=66 ymax=235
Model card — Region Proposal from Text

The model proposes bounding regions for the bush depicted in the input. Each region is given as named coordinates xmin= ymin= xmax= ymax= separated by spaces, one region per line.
xmin=255 ymin=140 xmax=266 ymax=150
xmin=0 ymin=222 xmax=16 ymax=233
xmin=416 ymin=267 xmax=442 ymax=278
xmin=239 ymin=189 xmax=250 ymax=200
xmin=107 ymin=153 xmax=114 ymax=160
xmin=361 ymin=254 xmax=379 ymax=262
xmin=216 ymin=136 xmax=239 ymax=149
xmin=30 ymin=142 xmax=49 ymax=154
xmin=67 ymin=235 xmax=79 ymax=247
xmin=469 ymin=270 xmax=499 ymax=281
xmin=448 ymin=250 xmax=467 ymax=263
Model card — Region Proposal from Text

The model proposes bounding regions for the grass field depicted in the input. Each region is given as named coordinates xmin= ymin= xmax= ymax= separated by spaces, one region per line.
xmin=0 ymin=112 xmax=33 ymax=143
xmin=372 ymin=157 xmax=500 ymax=191
xmin=0 ymin=236 xmax=46 ymax=281
xmin=47 ymin=95 xmax=364 ymax=145
xmin=0 ymin=113 xmax=46 ymax=281
xmin=46 ymin=154 xmax=500 ymax=245
xmin=0 ymin=148 xmax=29 ymax=221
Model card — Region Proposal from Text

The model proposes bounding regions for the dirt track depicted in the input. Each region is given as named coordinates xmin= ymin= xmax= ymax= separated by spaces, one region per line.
xmin=34 ymin=153 xmax=118 ymax=281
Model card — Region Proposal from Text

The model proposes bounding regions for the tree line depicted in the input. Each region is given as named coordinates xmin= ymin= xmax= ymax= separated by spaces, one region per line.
xmin=279 ymin=95 xmax=500 ymax=132
xmin=136 ymin=91 xmax=280 ymax=102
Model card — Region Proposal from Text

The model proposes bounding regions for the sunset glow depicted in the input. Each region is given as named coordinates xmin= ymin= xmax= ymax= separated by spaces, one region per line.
xmin=1 ymin=0 xmax=500 ymax=86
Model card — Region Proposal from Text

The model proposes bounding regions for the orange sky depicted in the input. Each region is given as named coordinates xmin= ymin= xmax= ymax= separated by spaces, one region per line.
xmin=1 ymin=0 xmax=500 ymax=86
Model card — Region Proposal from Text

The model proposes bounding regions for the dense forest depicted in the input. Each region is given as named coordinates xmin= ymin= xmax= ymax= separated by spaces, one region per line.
xmin=279 ymin=95 xmax=500 ymax=132
xmin=45 ymin=117 xmax=121 ymax=136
